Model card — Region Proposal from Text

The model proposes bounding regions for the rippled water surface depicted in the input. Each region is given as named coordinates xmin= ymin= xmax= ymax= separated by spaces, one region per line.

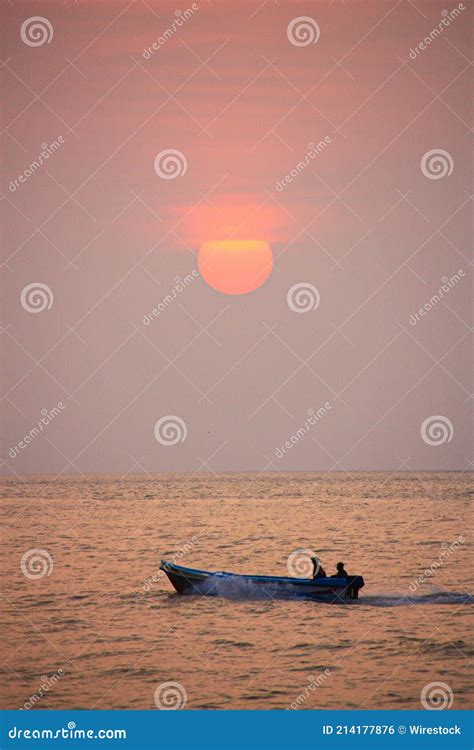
xmin=1 ymin=472 xmax=472 ymax=710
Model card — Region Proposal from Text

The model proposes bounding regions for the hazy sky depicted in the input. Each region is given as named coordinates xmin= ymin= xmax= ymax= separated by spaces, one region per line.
xmin=1 ymin=0 xmax=472 ymax=474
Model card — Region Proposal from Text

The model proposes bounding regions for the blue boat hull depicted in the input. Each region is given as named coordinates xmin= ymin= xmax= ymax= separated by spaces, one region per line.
xmin=160 ymin=561 xmax=364 ymax=602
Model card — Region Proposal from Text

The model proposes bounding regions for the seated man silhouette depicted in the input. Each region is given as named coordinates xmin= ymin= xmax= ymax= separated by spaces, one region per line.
xmin=333 ymin=561 xmax=361 ymax=599
xmin=333 ymin=561 xmax=349 ymax=579
xmin=311 ymin=556 xmax=327 ymax=579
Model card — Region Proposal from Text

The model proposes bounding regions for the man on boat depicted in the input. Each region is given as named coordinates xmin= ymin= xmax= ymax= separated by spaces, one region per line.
xmin=333 ymin=561 xmax=349 ymax=579
xmin=331 ymin=562 xmax=360 ymax=599
xmin=311 ymin=555 xmax=327 ymax=579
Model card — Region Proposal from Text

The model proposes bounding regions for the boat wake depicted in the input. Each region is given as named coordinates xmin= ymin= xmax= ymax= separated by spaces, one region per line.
xmin=194 ymin=576 xmax=302 ymax=601
xmin=354 ymin=591 xmax=473 ymax=607
xmin=189 ymin=578 xmax=473 ymax=606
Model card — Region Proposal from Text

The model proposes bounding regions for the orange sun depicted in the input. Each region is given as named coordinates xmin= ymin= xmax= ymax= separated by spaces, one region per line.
xmin=198 ymin=240 xmax=273 ymax=295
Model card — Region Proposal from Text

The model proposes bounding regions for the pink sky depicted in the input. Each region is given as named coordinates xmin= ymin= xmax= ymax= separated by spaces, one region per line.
xmin=1 ymin=0 xmax=472 ymax=473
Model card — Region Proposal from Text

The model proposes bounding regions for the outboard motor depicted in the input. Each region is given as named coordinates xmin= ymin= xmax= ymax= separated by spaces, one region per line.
xmin=346 ymin=575 xmax=364 ymax=599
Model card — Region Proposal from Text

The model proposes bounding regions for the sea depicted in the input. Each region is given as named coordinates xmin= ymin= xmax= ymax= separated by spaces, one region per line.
xmin=1 ymin=472 xmax=472 ymax=710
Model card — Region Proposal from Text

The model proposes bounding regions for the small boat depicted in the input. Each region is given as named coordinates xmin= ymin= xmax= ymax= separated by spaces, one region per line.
xmin=160 ymin=560 xmax=364 ymax=602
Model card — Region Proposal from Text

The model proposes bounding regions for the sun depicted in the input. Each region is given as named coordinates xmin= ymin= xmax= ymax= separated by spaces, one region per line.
xmin=198 ymin=240 xmax=273 ymax=295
